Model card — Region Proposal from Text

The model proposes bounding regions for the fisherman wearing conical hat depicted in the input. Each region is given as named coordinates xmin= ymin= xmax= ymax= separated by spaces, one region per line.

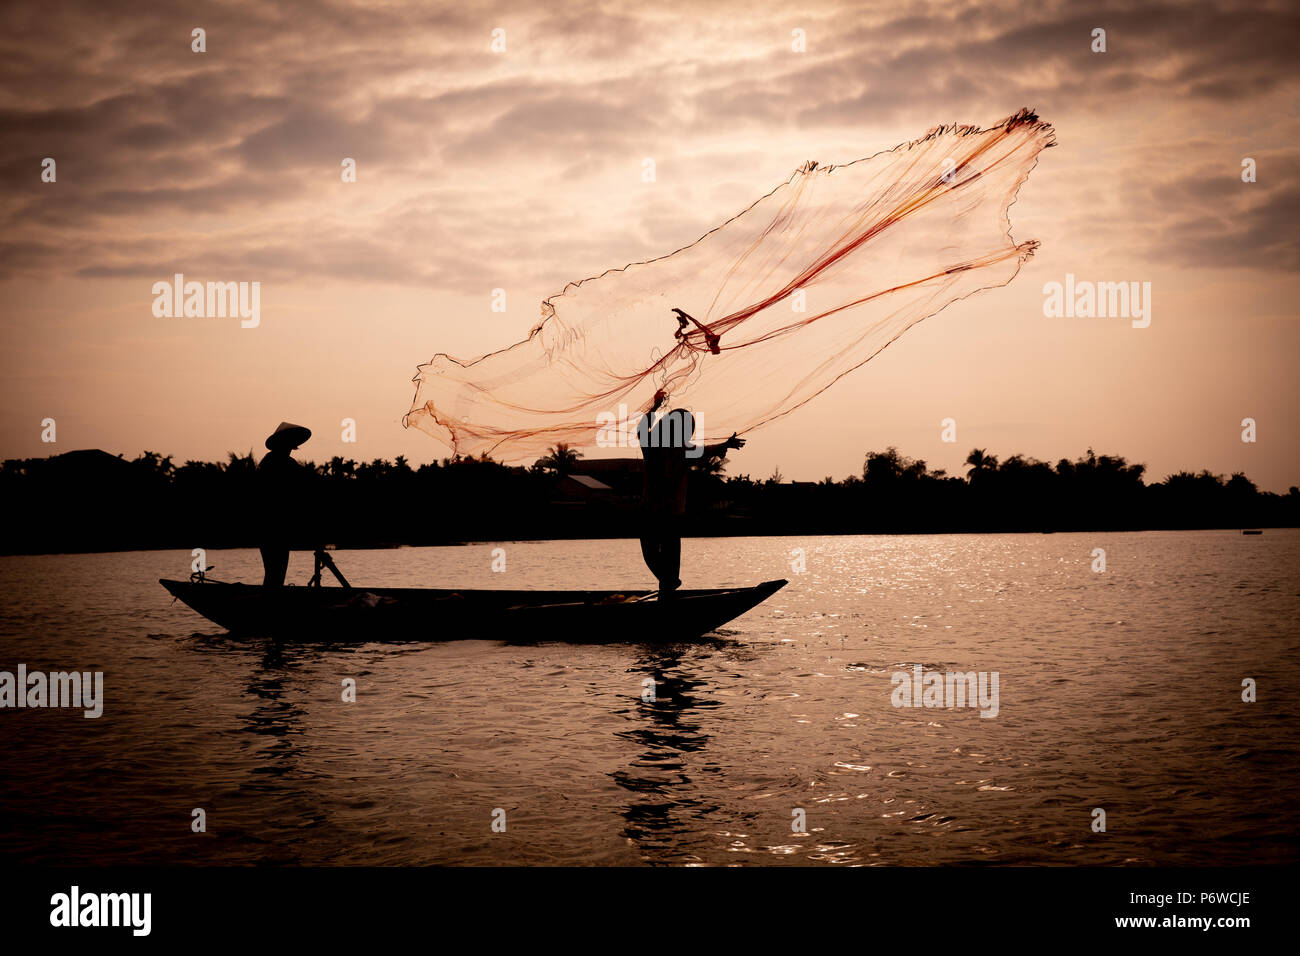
xmin=258 ymin=422 xmax=312 ymax=586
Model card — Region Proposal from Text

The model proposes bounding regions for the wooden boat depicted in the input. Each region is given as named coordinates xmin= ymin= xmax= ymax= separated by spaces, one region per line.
xmin=159 ymin=576 xmax=788 ymax=642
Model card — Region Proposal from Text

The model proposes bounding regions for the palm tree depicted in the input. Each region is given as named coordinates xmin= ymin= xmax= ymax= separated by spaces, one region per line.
xmin=133 ymin=450 xmax=175 ymax=478
xmin=323 ymin=456 xmax=357 ymax=480
xmin=225 ymin=450 xmax=257 ymax=475
xmin=536 ymin=443 xmax=582 ymax=476
xmin=964 ymin=448 xmax=999 ymax=477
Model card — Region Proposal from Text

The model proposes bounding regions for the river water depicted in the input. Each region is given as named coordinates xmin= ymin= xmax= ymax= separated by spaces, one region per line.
xmin=1 ymin=531 xmax=1297 ymax=866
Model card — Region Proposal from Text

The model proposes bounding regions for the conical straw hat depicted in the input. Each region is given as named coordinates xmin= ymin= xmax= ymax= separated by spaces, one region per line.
xmin=265 ymin=421 xmax=312 ymax=450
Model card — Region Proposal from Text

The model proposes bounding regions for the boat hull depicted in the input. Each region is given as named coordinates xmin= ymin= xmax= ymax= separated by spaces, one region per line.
xmin=158 ymin=578 xmax=787 ymax=643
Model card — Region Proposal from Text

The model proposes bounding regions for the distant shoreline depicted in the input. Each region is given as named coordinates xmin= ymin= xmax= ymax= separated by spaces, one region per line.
xmin=4 ymin=445 xmax=1295 ymax=556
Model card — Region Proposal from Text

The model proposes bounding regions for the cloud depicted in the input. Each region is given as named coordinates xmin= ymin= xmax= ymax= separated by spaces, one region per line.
xmin=0 ymin=0 xmax=1296 ymax=289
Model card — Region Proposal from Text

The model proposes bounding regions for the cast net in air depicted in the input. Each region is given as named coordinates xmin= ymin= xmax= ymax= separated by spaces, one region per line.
xmin=405 ymin=108 xmax=1055 ymax=461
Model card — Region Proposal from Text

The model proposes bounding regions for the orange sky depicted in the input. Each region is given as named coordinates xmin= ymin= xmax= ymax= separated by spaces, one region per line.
xmin=2 ymin=0 xmax=1297 ymax=490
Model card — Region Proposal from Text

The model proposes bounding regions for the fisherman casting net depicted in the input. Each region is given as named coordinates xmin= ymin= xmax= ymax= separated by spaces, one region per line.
xmin=405 ymin=108 xmax=1055 ymax=461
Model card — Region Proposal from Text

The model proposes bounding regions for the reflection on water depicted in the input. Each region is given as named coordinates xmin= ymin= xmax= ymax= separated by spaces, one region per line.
xmin=614 ymin=647 xmax=723 ymax=862
xmin=1 ymin=531 xmax=1298 ymax=866
xmin=242 ymin=643 xmax=309 ymax=783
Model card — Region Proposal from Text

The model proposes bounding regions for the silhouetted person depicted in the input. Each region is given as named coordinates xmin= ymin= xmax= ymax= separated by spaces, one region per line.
xmin=258 ymin=422 xmax=312 ymax=587
xmin=637 ymin=393 xmax=743 ymax=596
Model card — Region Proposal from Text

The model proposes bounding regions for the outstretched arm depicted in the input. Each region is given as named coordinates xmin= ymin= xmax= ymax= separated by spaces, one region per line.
xmin=700 ymin=432 xmax=746 ymax=459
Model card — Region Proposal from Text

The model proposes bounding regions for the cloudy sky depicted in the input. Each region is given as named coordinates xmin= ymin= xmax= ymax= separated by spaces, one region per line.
xmin=1 ymin=0 xmax=1297 ymax=490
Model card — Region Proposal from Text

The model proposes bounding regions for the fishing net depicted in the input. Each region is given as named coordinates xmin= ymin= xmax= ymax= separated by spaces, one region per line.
xmin=405 ymin=108 xmax=1055 ymax=461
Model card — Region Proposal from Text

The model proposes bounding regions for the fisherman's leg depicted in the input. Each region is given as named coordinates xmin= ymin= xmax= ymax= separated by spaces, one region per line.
xmin=640 ymin=516 xmax=667 ymax=584
xmin=639 ymin=533 xmax=661 ymax=579
xmin=260 ymin=546 xmax=289 ymax=587
xmin=658 ymin=519 xmax=682 ymax=593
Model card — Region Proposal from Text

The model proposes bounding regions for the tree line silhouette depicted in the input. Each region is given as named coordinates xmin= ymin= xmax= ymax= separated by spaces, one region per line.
xmin=1 ymin=444 xmax=1294 ymax=554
